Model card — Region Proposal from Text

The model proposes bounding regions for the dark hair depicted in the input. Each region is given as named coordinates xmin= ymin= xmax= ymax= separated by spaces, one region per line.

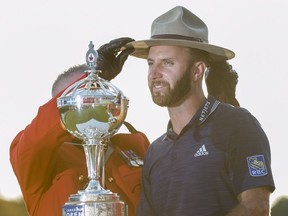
xmin=187 ymin=49 xmax=239 ymax=106
xmin=187 ymin=48 xmax=210 ymax=66
xmin=205 ymin=61 xmax=240 ymax=106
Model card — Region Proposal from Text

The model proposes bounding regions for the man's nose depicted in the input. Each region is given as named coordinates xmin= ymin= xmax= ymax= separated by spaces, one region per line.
xmin=149 ymin=64 xmax=163 ymax=79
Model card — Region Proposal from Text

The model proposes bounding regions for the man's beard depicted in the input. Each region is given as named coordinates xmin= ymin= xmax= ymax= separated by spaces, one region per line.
xmin=150 ymin=68 xmax=192 ymax=107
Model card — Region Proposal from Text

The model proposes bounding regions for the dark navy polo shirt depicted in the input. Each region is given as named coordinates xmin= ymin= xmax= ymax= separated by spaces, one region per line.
xmin=137 ymin=96 xmax=275 ymax=216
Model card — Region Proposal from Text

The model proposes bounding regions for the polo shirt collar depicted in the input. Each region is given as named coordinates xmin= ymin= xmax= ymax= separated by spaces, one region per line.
xmin=166 ymin=96 xmax=220 ymax=137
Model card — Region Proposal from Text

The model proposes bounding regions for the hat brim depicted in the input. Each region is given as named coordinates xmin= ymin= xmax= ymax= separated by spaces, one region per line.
xmin=125 ymin=39 xmax=235 ymax=62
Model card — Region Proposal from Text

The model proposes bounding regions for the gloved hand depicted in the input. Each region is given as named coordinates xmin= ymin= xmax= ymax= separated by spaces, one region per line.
xmin=96 ymin=37 xmax=135 ymax=81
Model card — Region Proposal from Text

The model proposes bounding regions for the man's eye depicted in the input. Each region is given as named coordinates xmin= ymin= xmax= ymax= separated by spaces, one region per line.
xmin=163 ymin=60 xmax=173 ymax=66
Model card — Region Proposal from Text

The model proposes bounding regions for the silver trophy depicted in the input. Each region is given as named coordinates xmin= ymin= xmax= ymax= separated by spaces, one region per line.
xmin=58 ymin=41 xmax=129 ymax=216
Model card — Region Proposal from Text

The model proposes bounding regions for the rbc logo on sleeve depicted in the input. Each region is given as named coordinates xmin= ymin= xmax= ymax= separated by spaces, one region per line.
xmin=246 ymin=155 xmax=268 ymax=177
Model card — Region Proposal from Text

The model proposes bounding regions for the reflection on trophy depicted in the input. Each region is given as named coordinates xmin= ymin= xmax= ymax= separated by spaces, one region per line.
xmin=58 ymin=41 xmax=129 ymax=216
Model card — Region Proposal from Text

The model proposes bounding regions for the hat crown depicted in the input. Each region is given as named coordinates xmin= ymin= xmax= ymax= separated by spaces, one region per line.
xmin=151 ymin=6 xmax=208 ymax=43
xmin=128 ymin=5 xmax=235 ymax=61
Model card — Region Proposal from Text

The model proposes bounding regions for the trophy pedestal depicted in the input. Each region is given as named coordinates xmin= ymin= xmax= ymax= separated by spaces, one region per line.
xmin=62 ymin=190 xmax=127 ymax=216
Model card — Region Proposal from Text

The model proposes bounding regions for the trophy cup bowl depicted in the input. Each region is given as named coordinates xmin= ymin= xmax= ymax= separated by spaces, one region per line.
xmin=58 ymin=41 xmax=129 ymax=216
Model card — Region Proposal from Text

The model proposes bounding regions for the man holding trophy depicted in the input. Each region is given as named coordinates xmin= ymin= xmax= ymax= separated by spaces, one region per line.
xmin=10 ymin=38 xmax=149 ymax=216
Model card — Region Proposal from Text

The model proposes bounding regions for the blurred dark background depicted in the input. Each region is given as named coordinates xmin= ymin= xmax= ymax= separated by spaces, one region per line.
xmin=0 ymin=195 xmax=287 ymax=215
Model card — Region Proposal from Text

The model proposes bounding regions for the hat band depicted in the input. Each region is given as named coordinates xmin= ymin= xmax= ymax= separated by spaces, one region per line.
xmin=151 ymin=34 xmax=205 ymax=43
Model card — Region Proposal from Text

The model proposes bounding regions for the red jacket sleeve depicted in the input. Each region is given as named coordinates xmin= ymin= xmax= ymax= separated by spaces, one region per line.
xmin=9 ymin=94 xmax=76 ymax=213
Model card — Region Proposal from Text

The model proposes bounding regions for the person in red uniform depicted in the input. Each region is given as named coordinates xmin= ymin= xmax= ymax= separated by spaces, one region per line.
xmin=10 ymin=38 xmax=150 ymax=216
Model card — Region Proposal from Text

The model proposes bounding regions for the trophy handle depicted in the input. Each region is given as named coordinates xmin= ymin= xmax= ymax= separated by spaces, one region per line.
xmin=108 ymin=96 xmax=129 ymax=133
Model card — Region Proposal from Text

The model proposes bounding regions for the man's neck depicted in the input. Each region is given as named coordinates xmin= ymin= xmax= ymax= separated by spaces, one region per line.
xmin=168 ymin=94 xmax=206 ymax=135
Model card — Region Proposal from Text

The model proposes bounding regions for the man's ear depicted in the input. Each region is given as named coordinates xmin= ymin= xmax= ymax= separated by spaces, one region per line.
xmin=192 ymin=61 xmax=207 ymax=81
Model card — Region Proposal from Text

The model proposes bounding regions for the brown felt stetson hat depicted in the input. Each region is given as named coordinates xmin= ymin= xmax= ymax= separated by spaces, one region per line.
xmin=125 ymin=6 xmax=235 ymax=62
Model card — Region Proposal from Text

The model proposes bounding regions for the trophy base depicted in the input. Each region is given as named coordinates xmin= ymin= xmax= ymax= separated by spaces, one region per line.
xmin=62 ymin=190 xmax=127 ymax=216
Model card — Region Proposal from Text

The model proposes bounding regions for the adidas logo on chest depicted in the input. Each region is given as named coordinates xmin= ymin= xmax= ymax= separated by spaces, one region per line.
xmin=194 ymin=144 xmax=209 ymax=157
